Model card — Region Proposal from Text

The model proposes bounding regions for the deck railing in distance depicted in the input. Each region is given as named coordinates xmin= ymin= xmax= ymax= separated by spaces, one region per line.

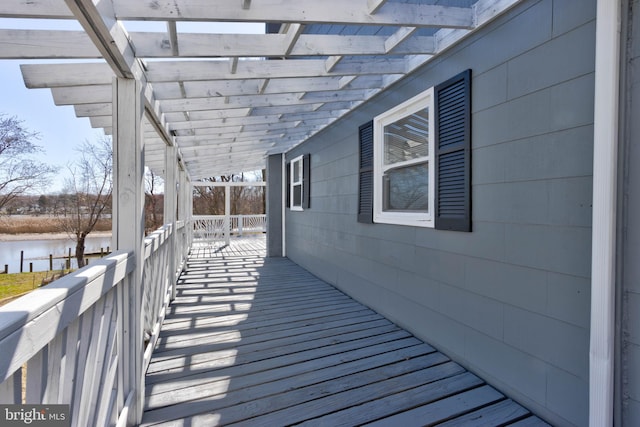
xmin=0 ymin=222 xmax=187 ymax=427
xmin=192 ymin=214 xmax=266 ymax=244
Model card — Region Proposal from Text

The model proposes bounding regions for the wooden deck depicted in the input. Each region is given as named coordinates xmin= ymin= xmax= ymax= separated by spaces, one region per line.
xmin=142 ymin=238 xmax=549 ymax=426
xmin=190 ymin=235 xmax=267 ymax=258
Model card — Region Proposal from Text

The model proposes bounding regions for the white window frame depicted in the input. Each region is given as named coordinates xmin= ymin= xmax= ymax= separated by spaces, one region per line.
xmin=290 ymin=154 xmax=304 ymax=211
xmin=373 ymin=87 xmax=435 ymax=227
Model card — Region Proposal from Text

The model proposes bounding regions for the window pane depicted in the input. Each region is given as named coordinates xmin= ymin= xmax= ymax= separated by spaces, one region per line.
xmin=383 ymin=162 xmax=429 ymax=211
xmin=293 ymin=184 xmax=302 ymax=206
xmin=383 ymin=107 xmax=429 ymax=165
xmin=293 ymin=161 xmax=300 ymax=182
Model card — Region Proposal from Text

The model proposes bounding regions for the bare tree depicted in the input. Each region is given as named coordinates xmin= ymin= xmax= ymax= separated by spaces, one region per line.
xmin=0 ymin=115 xmax=57 ymax=211
xmin=192 ymin=172 xmax=266 ymax=216
xmin=145 ymin=168 xmax=164 ymax=233
xmin=57 ymin=137 xmax=112 ymax=268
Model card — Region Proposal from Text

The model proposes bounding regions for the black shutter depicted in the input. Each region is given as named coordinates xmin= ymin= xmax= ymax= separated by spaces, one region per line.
xmin=434 ymin=69 xmax=472 ymax=232
xmin=302 ymin=154 xmax=311 ymax=209
xmin=358 ymin=121 xmax=374 ymax=224
xmin=285 ymin=161 xmax=291 ymax=208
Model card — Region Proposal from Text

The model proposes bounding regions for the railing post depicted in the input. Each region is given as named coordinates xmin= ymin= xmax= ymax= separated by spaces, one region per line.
xmin=239 ymin=215 xmax=244 ymax=236
xmin=112 ymin=76 xmax=145 ymax=425
xmin=224 ymin=185 xmax=231 ymax=246
xmin=165 ymin=145 xmax=177 ymax=300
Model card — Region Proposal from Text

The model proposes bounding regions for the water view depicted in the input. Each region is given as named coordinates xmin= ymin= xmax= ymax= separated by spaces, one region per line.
xmin=0 ymin=234 xmax=112 ymax=273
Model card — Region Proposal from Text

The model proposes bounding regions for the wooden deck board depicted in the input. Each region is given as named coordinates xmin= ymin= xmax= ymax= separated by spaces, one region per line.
xmin=142 ymin=236 xmax=549 ymax=426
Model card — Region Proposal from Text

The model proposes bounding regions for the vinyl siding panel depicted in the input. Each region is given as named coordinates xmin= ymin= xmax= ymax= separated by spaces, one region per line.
xmin=621 ymin=0 xmax=640 ymax=424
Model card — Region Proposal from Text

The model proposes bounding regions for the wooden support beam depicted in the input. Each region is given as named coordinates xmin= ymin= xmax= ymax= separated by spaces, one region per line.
xmin=166 ymin=22 xmax=179 ymax=56
xmin=385 ymin=27 xmax=418 ymax=53
xmin=63 ymin=0 xmax=175 ymax=148
xmin=112 ymin=77 xmax=145 ymax=425
xmin=258 ymin=79 xmax=270 ymax=95
xmin=21 ymin=57 xmax=406 ymax=86
xmin=64 ymin=0 xmax=136 ymax=79
xmin=283 ymin=24 xmax=304 ymax=56
xmin=157 ymin=89 xmax=370 ymax=112
xmin=131 ymin=32 xmax=435 ymax=58
xmin=0 ymin=1 xmax=73 ymax=18
xmin=325 ymin=56 xmax=343 ymax=72
xmin=368 ymin=0 xmax=388 ymax=14
xmin=112 ymin=1 xmax=475 ymax=29
xmin=339 ymin=75 xmax=357 ymax=89
xmin=164 ymin=145 xmax=177 ymax=300
xmin=0 ymin=29 xmax=100 ymax=59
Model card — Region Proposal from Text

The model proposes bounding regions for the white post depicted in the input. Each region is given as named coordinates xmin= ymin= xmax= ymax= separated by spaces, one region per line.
xmin=165 ymin=146 xmax=177 ymax=300
xmin=238 ymin=215 xmax=244 ymax=236
xmin=224 ymin=185 xmax=231 ymax=245
xmin=282 ymin=154 xmax=287 ymax=257
xmin=112 ymin=77 xmax=145 ymax=425
xmin=590 ymin=0 xmax=621 ymax=425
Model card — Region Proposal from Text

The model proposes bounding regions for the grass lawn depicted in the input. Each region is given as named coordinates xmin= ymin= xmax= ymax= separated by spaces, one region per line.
xmin=0 ymin=270 xmax=71 ymax=306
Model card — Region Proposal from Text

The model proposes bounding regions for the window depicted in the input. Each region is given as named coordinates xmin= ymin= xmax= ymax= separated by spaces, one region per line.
xmin=288 ymin=154 xmax=310 ymax=211
xmin=358 ymin=69 xmax=472 ymax=232
xmin=374 ymin=87 xmax=435 ymax=227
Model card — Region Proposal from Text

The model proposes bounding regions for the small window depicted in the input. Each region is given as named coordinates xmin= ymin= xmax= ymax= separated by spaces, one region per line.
xmin=374 ymin=87 xmax=435 ymax=227
xmin=290 ymin=155 xmax=304 ymax=211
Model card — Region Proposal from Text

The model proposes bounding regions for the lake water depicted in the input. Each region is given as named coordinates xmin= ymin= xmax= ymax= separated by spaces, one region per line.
xmin=0 ymin=235 xmax=112 ymax=273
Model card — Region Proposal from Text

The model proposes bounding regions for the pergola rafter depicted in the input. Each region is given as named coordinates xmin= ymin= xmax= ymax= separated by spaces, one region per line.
xmin=1 ymin=0 xmax=522 ymax=179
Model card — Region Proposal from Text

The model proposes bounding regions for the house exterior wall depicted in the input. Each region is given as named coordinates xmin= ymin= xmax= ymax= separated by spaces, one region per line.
xmin=284 ymin=0 xmax=595 ymax=425
xmin=620 ymin=0 xmax=640 ymax=423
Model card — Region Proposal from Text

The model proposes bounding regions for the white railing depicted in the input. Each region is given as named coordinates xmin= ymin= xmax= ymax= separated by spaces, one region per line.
xmin=192 ymin=216 xmax=225 ymax=242
xmin=174 ymin=220 xmax=191 ymax=275
xmin=192 ymin=214 xmax=266 ymax=243
xmin=0 ymin=223 xmax=188 ymax=427
xmin=142 ymin=225 xmax=174 ymax=370
xmin=0 ymin=251 xmax=135 ymax=427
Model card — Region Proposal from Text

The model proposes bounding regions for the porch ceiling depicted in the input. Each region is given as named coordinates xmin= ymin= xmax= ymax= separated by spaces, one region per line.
xmin=0 ymin=0 xmax=521 ymax=181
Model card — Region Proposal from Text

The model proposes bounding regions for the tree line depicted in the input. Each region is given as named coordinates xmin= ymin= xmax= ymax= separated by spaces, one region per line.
xmin=192 ymin=172 xmax=266 ymax=216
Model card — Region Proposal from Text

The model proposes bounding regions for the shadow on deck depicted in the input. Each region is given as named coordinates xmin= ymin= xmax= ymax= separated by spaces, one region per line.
xmin=141 ymin=236 xmax=549 ymax=426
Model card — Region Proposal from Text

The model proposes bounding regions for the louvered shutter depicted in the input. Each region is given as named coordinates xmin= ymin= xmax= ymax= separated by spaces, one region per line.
xmin=302 ymin=154 xmax=311 ymax=209
xmin=358 ymin=121 xmax=374 ymax=224
xmin=434 ymin=69 xmax=472 ymax=232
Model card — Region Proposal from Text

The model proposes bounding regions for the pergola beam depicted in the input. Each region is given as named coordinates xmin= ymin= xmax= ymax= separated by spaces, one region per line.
xmin=63 ymin=0 xmax=136 ymax=79
xmin=145 ymin=58 xmax=407 ymax=82
xmin=157 ymin=89 xmax=374 ymax=112
xmin=63 ymin=0 xmax=175 ymax=150
xmin=6 ymin=0 xmax=522 ymax=181
xmin=112 ymin=1 xmax=474 ymax=29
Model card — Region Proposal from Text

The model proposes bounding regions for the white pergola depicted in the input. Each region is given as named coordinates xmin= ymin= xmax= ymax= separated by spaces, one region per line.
xmin=0 ymin=0 xmax=521 ymax=181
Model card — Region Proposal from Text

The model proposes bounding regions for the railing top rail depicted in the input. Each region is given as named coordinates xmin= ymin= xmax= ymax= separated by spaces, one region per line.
xmin=191 ymin=181 xmax=266 ymax=187
xmin=0 ymin=250 xmax=135 ymax=382
xmin=144 ymin=223 xmax=173 ymax=260
xmin=192 ymin=214 xmax=266 ymax=219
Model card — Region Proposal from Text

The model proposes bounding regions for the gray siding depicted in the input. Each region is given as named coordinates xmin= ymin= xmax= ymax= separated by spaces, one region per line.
xmin=285 ymin=1 xmax=595 ymax=426
xmin=266 ymin=154 xmax=284 ymax=257
xmin=621 ymin=0 xmax=640 ymax=423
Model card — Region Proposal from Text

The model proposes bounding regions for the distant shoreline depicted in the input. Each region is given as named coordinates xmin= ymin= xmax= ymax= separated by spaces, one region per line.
xmin=0 ymin=231 xmax=112 ymax=242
